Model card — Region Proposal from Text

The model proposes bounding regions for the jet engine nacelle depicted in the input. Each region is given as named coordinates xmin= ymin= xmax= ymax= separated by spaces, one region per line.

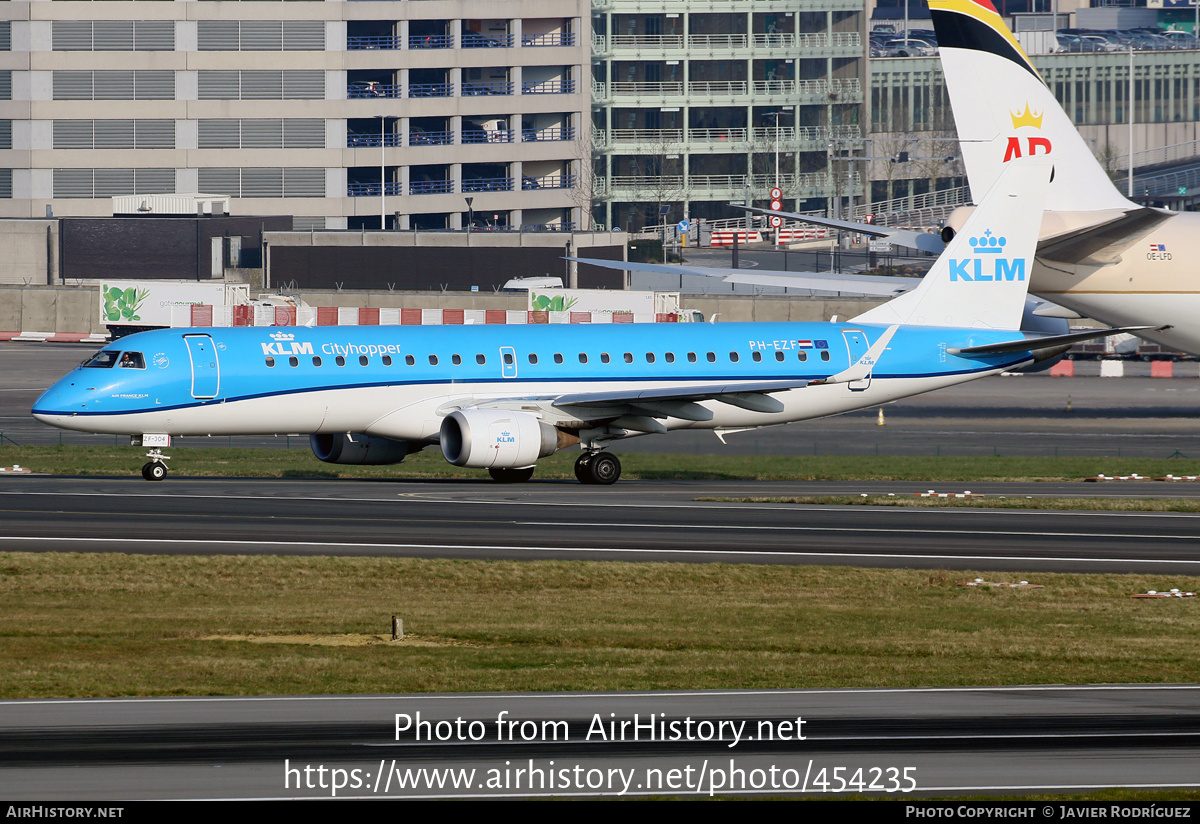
xmin=440 ymin=409 xmax=559 ymax=469
xmin=310 ymin=433 xmax=415 ymax=465
xmin=941 ymin=206 xmax=974 ymax=244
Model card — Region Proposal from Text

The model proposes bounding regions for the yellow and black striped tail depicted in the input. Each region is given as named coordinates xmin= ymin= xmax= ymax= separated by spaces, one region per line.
xmin=929 ymin=0 xmax=1042 ymax=82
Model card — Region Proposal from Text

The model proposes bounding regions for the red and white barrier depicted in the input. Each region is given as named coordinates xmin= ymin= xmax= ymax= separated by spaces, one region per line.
xmin=1151 ymin=360 xmax=1174 ymax=378
xmin=164 ymin=306 xmax=692 ymax=327
xmin=710 ymin=230 xmax=763 ymax=247
xmin=775 ymin=227 xmax=831 ymax=243
xmin=1048 ymin=360 xmax=1074 ymax=377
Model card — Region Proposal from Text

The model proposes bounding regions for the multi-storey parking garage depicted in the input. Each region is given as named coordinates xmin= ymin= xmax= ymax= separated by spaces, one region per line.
xmin=0 ymin=1 xmax=589 ymax=231
xmin=589 ymin=0 xmax=866 ymax=231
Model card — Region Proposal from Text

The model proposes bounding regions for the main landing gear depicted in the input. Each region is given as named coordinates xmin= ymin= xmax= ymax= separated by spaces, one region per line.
xmin=141 ymin=448 xmax=170 ymax=481
xmin=574 ymin=451 xmax=621 ymax=485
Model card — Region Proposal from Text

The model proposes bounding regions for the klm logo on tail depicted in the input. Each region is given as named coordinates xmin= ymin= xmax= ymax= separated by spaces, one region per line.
xmin=949 ymin=230 xmax=1026 ymax=282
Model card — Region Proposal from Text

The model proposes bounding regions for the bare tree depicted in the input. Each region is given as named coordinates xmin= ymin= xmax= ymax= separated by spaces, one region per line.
xmin=568 ymin=127 xmax=597 ymax=231
xmin=1096 ymin=141 xmax=1123 ymax=182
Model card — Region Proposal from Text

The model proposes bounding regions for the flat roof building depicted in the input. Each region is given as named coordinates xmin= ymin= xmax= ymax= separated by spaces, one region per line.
xmin=0 ymin=0 xmax=590 ymax=231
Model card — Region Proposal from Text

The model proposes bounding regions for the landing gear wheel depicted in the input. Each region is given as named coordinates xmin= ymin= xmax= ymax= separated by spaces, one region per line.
xmin=488 ymin=466 xmax=535 ymax=484
xmin=587 ymin=452 xmax=621 ymax=485
xmin=141 ymin=461 xmax=167 ymax=481
xmin=574 ymin=453 xmax=594 ymax=484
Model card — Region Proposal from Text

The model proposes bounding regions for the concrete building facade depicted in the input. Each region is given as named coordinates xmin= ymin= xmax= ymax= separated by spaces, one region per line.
xmin=589 ymin=0 xmax=868 ymax=232
xmin=0 ymin=0 xmax=590 ymax=231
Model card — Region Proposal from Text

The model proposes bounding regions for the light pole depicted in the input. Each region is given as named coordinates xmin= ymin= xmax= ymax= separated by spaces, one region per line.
xmin=1128 ymin=47 xmax=1134 ymax=199
xmin=763 ymin=111 xmax=792 ymax=190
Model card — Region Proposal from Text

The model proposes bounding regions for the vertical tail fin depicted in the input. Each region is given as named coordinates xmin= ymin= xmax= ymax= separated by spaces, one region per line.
xmin=853 ymin=158 xmax=1051 ymax=330
xmin=929 ymin=0 xmax=1135 ymax=213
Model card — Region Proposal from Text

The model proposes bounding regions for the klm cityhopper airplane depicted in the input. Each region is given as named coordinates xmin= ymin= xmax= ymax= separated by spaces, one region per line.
xmin=32 ymin=161 xmax=1129 ymax=485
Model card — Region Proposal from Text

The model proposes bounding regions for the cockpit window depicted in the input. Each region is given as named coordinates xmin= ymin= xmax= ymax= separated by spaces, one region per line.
xmin=82 ymin=350 xmax=120 ymax=368
xmin=118 ymin=351 xmax=145 ymax=369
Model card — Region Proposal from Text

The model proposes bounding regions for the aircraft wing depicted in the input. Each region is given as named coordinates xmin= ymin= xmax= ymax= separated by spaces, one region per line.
xmin=566 ymin=256 xmax=921 ymax=297
xmin=733 ymin=205 xmax=947 ymax=255
xmin=554 ymin=379 xmax=809 ymax=413
xmin=446 ymin=334 xmax=899 ymax=434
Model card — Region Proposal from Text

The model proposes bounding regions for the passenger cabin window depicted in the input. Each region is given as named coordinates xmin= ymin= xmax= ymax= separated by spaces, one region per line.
xmin=476 ymin=354 xmax=486 ymax=365
xmin=289 ymin=356 xmax=299 ymax=367
xmin=820 ymin=351 xmax=831 ymax=362
xmin=359 ymin=355 xmax=369 ymax=366
xmin=775 ymin=351 xmax=785 ymax=362
xmin=335 ymin=356 xmax=346 ymax=367
xmin=798 ymin=351 xmax=808 ymax=362
xmin=528 ymin=354 xmax=539 ymax=365
xmin=706 ymin=352 xmax=716 ymax=362
xmin=503 ymin=353 xmax=513 ymax=365
xmin=729 ymin=352 xmax=739 ymax=363
xmin=554 ymin=353 xmax=563 ymax=364
xmin=578 ymin=353 xmax=588 ymax=364
xmin=382 ymin=355 xmax=392 ymax=366
xmin=645 ymin=352 xmax=655 ymax=364
xmin=623 ymin=353 xmax=633 ymax=363
xmin=600 ymin=353 xmax=610 ymax=364
xmin=687 ymin=352 xmax=697 ymax=363
xmin=118 ymin=351 xmax=145 ymax=369
xmin=452 ymin=354 xmax=462 ymax=365
xmin=265 ymin=356 xmax=276 ymax=367
xmin=665 ymin=352 xmax=675 ymax=363
xmin=752 ymin=351 xmax=762 ymax=362
xmin=83 ymin=351 xmax=119 ymax=368
xmin=429 ymin=355 xmax=439 ymax=365
xmin=405 ymin=355 xmax=415 ymax=366
xmin=313 ymin=356 xmax=323 ymax=367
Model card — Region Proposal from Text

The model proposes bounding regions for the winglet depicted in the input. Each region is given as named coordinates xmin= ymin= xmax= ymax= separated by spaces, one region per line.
xmin=817 ymin=325 xmax=899 ymax=384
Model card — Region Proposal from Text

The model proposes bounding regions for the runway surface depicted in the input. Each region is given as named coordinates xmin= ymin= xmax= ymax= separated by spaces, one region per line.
xmin=2 ymin=685 xmax=1196 ymax=799
xmin=5 ymin=476 xmax=1200 ymax=573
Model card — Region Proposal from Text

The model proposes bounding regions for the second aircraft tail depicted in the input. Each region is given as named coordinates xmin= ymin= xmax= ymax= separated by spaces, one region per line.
xmin=929 ymin=0 xmax=1135 ymax=213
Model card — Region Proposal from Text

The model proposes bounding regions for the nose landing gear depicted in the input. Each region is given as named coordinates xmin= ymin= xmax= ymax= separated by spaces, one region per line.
xmin=141 ymin=448 xmax=170 ymax=481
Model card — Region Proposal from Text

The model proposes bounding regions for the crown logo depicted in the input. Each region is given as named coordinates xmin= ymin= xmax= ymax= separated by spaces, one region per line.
xmin=969 ymin=230 xmax=1006 ymax=254
xmin=269 ymin=332 xmax=295 ymax=341
xmin=1010 ymin=103 xmax=1043 ymax=130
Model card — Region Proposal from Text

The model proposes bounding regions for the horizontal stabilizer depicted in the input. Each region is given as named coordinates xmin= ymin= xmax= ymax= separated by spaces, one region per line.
xmin=948 ymin=325 xmax=1162 ymax=357
xmin=1037 ymin=208 xmax=1173 ymax=265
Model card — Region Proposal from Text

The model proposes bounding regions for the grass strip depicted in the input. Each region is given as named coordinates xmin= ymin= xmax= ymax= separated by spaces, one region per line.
xmin=4 ymin=445 xmax=1200 ymax=482
xmin=2 ymin=552 xmax=1198 ymax=699
xmin=699 ymin=496 xmax=1200 ymax=512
